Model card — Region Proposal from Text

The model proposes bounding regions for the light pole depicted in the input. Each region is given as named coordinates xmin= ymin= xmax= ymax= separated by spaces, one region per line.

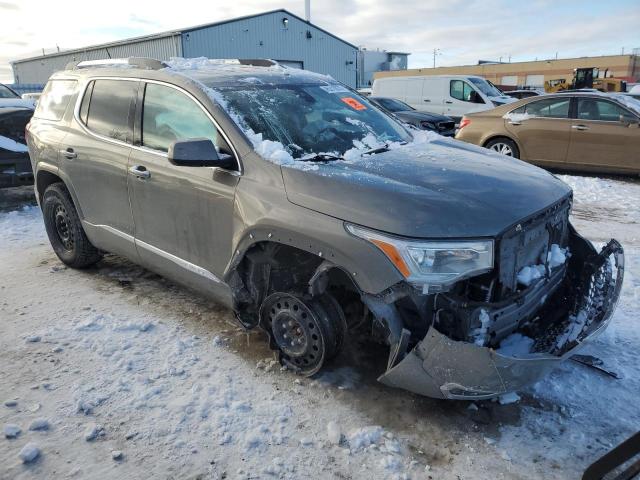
xmin=433 ymin=48 xmax=441 ymax=68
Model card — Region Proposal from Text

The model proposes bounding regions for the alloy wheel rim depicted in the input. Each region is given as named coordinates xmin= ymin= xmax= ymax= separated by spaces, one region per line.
xmin=490 ymin=143 xmax=513 ymax=156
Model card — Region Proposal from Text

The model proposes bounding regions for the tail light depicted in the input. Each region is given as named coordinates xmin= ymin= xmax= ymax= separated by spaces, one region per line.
xmin=458 ymin=117 xmax=471 ymax=130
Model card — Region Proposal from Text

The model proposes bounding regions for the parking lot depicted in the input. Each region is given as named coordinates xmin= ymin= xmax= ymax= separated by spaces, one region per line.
xmin=1 ymin=173 xmax=639 ymax=479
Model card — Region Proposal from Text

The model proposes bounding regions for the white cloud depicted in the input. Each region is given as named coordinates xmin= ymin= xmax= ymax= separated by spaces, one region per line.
xmin=1 ymin=0 xmax=638 ymax=83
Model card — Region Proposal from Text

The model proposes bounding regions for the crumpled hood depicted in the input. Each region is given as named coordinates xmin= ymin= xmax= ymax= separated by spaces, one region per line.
xmin=282 ymin=139 xmax=572 ymax=238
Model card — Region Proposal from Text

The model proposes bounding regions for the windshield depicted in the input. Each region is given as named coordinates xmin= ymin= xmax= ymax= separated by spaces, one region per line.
xmin=212 ymin=83 xmax=411 ymax=159
xmin=469 ymin=77 xmax=504 ymax=98
xmin=0 ymin=84 xmax=19 ymax=99
xmin=614 ymin=94 xmax=640 ymax=116
xmin=374 ymin=98 xmax=413 ymax=112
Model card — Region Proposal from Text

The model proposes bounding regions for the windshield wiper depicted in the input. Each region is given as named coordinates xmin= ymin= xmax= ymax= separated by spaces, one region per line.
xmin=363 ymin=144 xmax=390 ymax=156
xmin=299 ymin=153 xmax=345 ymax=162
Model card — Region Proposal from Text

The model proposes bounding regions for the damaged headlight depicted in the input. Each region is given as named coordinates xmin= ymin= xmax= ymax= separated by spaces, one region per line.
xmin=346 ymin=224 xmax=494 ymax=292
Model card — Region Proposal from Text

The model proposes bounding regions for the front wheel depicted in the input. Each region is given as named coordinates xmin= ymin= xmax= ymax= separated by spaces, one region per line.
xmin=485 ymin=138 xmax=520 ymax=158
xmin=260 ymin=292 xmax=346 ymax=376
xmin=42 ymin=183 xmax=102 ymax=268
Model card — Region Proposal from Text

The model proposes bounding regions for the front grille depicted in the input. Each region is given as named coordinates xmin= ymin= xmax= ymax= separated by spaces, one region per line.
xmin=437 ymin=121 xmax=455 ymax=131
xmin=497 ymin=197 xmax=572 ymax=294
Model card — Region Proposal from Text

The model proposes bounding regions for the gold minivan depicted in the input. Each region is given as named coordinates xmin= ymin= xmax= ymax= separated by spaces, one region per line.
xmin=455 ymin=92 xmax=640 ymax=175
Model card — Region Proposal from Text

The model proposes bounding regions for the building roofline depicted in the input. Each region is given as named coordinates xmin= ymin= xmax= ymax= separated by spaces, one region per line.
xmin=11 ymin=9 xmax=357 ymax=65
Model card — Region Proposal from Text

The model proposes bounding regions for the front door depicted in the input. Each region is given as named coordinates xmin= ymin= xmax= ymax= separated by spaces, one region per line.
xmin=127 ymin=81 xmax=240 ymax=295
xmin=566 ymin=97 xmax=640 ymax=173
xmin=504 ymin=96 xmax=572 ymax=165
xmin=447 ymin=79 xmax=485 ymax=120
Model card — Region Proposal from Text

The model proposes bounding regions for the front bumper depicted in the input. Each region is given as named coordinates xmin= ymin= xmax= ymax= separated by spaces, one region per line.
xmin=0 ymin=151 xmax=33 ymax=188
xmin=378 ymin=236 xmax=625 ymax=400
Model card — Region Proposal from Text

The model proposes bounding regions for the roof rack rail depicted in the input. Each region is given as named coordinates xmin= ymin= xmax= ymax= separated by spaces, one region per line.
xmin=66 ymin=57 xmax=167 ymax=71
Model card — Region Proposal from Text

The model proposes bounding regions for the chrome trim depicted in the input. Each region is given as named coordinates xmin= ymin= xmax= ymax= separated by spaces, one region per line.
xmin=136 ymin=238 xmax=221 ymax=283
xmin=82 ymin=220 xmax=134 ymax=243
xmin=82 ymin=221 xmax=221 ymax=283
xmin=72 ymin=76 xmax=243 ymax=173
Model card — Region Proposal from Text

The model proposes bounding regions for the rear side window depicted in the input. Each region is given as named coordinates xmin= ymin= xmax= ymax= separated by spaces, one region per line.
xmin=577 ymin=98 xmax=635 ymax=122
xmin=523 ymin=98 xmax=570 ymax=119
xmin=34 ymin=80 xmax=77 ymax=121
xmin=141 ymin=83 xmax=218 ymax=153
xmin=84 ymin=79 xmax=137 ymax=143
xmin=450 ymin=80 xmax=475 ymax=102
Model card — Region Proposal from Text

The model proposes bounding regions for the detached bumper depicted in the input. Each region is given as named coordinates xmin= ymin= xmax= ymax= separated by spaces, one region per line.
xmin=379 ymin=238 xmax=625 ymax=400
xmin=0 ymin=151 xmax=33 ymax=188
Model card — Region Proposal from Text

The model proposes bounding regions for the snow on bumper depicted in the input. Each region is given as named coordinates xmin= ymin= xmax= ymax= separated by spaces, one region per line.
xmin=378 ymin=239 xmax=625 ymax=400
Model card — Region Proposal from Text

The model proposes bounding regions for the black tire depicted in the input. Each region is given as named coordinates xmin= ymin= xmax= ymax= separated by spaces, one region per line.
xmin=42 ymin=183 xmax=102 ymax=268
xmin=485 ymin=137 xmax=520 ymax=158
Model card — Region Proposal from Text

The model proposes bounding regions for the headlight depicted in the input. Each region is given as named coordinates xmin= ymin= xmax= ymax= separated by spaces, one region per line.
xmin=420 ymin=121 xmax=436 ymax=130
xmin=346 ymin=224 xmax=494 ymax=292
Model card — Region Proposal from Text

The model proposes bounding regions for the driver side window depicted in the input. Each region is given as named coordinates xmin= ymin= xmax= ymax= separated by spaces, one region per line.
xmin=450 ymin=80 xmax=475 ymax=102
xmin=142 ymin=83 xmax=230 ymax=155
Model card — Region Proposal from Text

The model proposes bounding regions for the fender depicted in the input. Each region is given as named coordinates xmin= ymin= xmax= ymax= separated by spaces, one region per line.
xmin=35 ymin=163 xmax=86 ymax=220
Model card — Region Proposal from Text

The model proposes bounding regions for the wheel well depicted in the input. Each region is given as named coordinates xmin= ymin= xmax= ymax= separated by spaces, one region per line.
xmin=228 ymin=241 xmax=361 ymax=329
xmin=36 ymin=170 xmax=63 ymax=203
xmin=482 ymin=135 xmax=516 ymax=148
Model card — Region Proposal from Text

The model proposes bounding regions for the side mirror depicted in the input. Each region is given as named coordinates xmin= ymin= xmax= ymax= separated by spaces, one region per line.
xmin=620 ymin=115 xmax=640 ymax=128
xmin=168 ymin=138 xmax=234 ymax=168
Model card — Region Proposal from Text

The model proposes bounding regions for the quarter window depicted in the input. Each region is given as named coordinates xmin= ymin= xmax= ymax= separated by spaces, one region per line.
xmin=522 ymin=98 xmax=570 ymax=119
xmin=577 ymin=98 xmax=635 ymax=122
xmin=450 ymin=80 xmax=475 ymax=102
xmin=142 ymin=83 xmax=218 ymax=153
xmin=84 ymin=79 xmax=137 ymax=143
xmin=34 ymin=80 xmax=77 ymax=121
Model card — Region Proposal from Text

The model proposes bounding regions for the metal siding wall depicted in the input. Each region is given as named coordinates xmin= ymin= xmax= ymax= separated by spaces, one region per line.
xmin=182 ymin=12 xmax=357 ymax=87
xmin=12 ymin=35 xmax=181 ymax=84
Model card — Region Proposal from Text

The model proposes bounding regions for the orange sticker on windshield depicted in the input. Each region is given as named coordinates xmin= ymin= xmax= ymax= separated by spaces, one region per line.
xmin=341 ymin=97 xmax=367 ymax=111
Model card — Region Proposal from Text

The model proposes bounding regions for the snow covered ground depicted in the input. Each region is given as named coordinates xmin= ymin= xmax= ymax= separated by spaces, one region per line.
xmin=1 ymin=174 xmax=639 ymax=479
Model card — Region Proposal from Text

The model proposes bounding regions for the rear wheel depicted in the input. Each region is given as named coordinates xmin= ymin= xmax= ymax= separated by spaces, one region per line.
xmin=260 ymin=292 xmax=345 ymax=376
xmin=485 ymin=137 xmax=520 ymax=158
xmin=42 ymin=183 xmax=102 ymax=268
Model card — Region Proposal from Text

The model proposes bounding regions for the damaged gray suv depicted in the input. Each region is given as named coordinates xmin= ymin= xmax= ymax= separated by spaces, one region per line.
xmin=27 ymin=57 xmax=624 ymax=400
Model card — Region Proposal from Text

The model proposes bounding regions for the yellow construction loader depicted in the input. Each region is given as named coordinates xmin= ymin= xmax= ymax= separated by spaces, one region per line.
xmin=544 ymin=67 xmax=627 ymax=93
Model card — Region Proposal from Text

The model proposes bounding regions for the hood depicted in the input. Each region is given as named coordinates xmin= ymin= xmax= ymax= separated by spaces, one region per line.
xmin=281 ymin=139 xmax=571 ymax=238
xmin=0 ymin=99 xmax=35 ymax=109
xmin=395 ymin=111 xmax=452 ymax=123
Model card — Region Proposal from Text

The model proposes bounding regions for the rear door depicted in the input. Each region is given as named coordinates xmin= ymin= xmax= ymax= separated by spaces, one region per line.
xmin=404 ymin=78 xmax=426 ymax=111
xmin=566 ymin=97 xmax=640 ymax=173
xmin=504 ymin=96 xmax=572 ymax=165
xmin=61 ymin=78 xmax=138 ymax=258
xmin=419 ymin=77 xmax=444 ymax=114
xmin=127 ymin=81 xmax=240 ymax=294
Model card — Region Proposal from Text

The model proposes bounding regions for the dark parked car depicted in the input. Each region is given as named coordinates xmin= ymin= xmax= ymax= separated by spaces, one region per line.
xmin=27 ymin=57 xmax=624 ymax=400
xmin=0 ymin=106 xmax=34 ymax=187
xmin=369 ymin=96 xmax=456 ymax=136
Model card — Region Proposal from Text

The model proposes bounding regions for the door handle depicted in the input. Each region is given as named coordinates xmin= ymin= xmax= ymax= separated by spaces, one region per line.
xmin=423 ymin=99 xmax=431 ymax=102
xmin=128 ymin=165 xmax=150 ymax=179
xmin=61 ymin=148 xmax=77 ymax=159
xmin=508 ymin=121 xmax=522 ymax=126
xmin=445 ymin=100 xmax=453 ymax=104
xmin=572 ymin=124 xmax=589 ymax=131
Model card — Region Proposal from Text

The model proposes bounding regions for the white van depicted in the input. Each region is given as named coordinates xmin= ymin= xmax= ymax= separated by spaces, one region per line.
xmin=372 ymin=75 xmax=516 ymax=120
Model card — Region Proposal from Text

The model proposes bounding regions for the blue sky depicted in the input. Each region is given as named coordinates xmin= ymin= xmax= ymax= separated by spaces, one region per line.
xmin=1 ymin=0 xmax=639 ymax=83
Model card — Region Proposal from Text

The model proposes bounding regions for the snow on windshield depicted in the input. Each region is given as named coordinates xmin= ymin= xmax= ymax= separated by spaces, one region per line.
xmin=615 ymin=93 xmax=640 ymax=116
xmin=165 ymin=58 xmax=431 ymax=167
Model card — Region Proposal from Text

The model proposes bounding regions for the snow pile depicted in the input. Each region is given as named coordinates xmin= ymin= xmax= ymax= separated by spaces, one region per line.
xmin=497 ymin=333 xmax=535 ymax=357
xmin=516 ymin=264 xmax=546 ymax=286
xmin=503 ymin=112 xmax=532 ymax=122
xmin=0 ymin=134 xmax=28 ymax=152
xmin=18 ymin=443 xmax=40 ymax=463
xmin=554 ymin=310 xmax=589 ymax=349
xmin=348 ymin=426 xmax=384 ymax=451
xmin=471 ymin=309 xmax=492 ymax=346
